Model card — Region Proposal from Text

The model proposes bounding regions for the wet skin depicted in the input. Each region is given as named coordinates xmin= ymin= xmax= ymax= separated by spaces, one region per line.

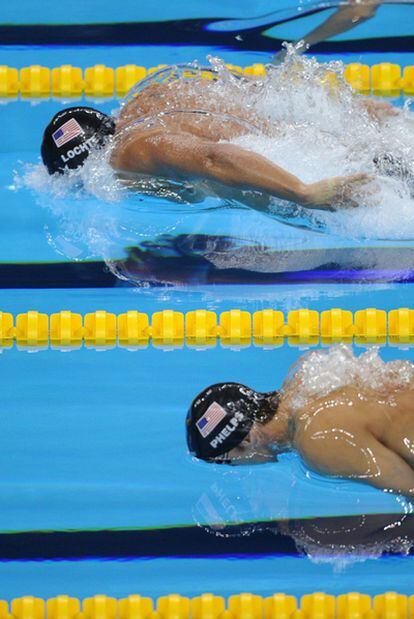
xmin=228 ymin=381 xmax=414 ymax=498
xmin=110 ymin=78 xmax=386 ymax=212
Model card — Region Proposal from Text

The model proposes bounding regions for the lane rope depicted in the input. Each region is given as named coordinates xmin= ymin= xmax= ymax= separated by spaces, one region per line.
xmin=0 ymin=62 xmax=412 ymax=98
xmin=0 ymin=592 xmax=411 ymax=619
xmin=1 ymin=308 xmax=413 ymax=349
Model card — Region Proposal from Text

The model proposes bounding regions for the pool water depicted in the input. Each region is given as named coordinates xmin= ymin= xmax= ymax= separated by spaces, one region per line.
xmin=2 ymin=0 xmax=414 ymax=602
xmin=2 ymin=283 xmax=414 ymax=599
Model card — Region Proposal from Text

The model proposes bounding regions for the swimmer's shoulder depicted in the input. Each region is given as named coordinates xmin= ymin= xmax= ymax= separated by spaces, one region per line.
xmin=110 ymin=128 xmax=162 ymax=173
xmin=293 ymin=389 xmax=377 ymax=475
xmin=293 ymin=387 xmax=365 ymax=436
xmin=116 ymin=83 xmax=169 ymax=129
xmin=393 ymin=388 xmax=414 ymax=411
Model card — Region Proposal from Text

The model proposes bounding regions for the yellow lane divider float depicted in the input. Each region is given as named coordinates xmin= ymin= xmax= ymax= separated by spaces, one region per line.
xmin=0 ymin=593 xmax=413 ymax=619
xmin=0 ymin=62 xmax=413 ymax=98
xmin=1 ymin=308 xmax=414 ymax=350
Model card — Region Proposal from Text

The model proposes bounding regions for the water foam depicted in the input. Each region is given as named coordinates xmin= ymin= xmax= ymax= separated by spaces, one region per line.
xmin=284 ymin=344 xmax=414 ymax=411
xmin=225 ymin=50 xmax=414 ymax=239
xmin=17 ymin=141 xmax=121 ymax=203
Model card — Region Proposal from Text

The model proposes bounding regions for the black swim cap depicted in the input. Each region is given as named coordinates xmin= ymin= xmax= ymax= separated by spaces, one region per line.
xmin=41 ymin=106 xmax=115 ymax=175
xmin=186 ymin=383 xmax=278 ymax=462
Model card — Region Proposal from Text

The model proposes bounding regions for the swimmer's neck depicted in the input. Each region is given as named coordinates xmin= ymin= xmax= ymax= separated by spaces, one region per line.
xmin=261 ymin=395 xmax=295 ymax=450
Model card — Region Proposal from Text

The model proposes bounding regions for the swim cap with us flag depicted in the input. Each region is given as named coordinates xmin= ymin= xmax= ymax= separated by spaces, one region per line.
xmin=186 ymin=382 xmax=279 ymax=462
xmin=41 ymin=106 xmax=115 ymax=175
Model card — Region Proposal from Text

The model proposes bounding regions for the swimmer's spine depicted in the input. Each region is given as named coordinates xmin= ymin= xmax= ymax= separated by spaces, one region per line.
xmin=0 ymin=62 xmax=413 ymax=98
xmin=0 ymin=593 xmax=412 ymax=619
xmin=0 ymin=307 xmax=413 ymax=349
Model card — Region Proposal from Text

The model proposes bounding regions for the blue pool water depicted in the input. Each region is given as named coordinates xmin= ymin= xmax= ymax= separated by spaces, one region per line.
xmin=2 ymin=284 xmax=414 ymax=598
xmin=2 ymin=0 xmax=414 ymax=601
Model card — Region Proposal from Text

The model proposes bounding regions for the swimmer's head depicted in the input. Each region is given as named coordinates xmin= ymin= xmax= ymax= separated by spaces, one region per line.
xmin=41 ymin=106 xmax=116 ymax=175
xmin=186 ymin=382 xmax=280 ymax=465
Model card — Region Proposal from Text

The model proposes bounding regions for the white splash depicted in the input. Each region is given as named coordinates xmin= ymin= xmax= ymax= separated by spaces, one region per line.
xmin=226 ymin=50 xmax=414 ymax=240
xmin=284 ymin=344 xmax=414 ymax=411
xmin=17 ymin=143 xmax=122 ymax=203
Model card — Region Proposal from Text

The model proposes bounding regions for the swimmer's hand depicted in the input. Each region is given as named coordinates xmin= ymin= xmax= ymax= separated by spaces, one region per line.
xmin=360 ymin=99 xmax=399 ymax=122
xmin=301 ymin=173 xmax=373 ymax=211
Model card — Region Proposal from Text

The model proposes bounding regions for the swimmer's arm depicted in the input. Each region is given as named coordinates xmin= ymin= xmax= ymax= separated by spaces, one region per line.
xmin=299 ymin=431 xmax=414 ymax=498
xmin=272 ymin=1 xmax=381 ymax=61
xmin=113 ymin=132 xmax=370 ymax=210
xmin=365 ymin=442 xmax=414 ymax=498
xmin=359 ymin=98 xmax=398 ymax=121
xmin=298 ymin=2 xmax=380 ymax=50
xmin=349 ymin=439 xmax=414 ymax=498
xmin=114 ymin=131 xmax=308 ymax=205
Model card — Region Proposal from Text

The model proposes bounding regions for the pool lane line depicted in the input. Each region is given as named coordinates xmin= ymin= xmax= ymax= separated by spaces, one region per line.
xmin=0 ymin=512 xmax=411 ymax=560
xmin=1 ymin=261 xmax=414 ymax=288
xmin=0 ymin=261 xmax=117 ymax=288
xmin=0 ymin=6 xmax=332 ymax=46
xmin=0 ymin=10 xmax=332 ymax=49
xmin=0 ymin=21 xmax=412 ymax=53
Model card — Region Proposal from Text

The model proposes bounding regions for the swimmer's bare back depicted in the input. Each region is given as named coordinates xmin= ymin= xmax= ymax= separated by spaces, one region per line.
xmin=291 ymin=384 xmax=414 ymax=497
xmin=111 ymin=81 xmax=372 ymax=212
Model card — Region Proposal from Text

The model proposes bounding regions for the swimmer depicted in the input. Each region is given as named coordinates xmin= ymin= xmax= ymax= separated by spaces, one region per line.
xmin=41 ymin=70 xmax=401 ymax=212
xmin=186 ymin=364 xmax=414 ymax=498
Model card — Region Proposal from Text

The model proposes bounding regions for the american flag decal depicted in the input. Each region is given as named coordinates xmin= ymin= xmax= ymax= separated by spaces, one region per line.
xmin=52 ymin=118 xmax=84 ymax=148
xmin=196 ymin=402 xmax=227 ymax=438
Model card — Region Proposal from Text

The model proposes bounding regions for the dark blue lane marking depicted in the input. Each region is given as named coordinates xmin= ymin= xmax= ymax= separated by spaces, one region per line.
xmin=0 ymin=11 xmax=328 ymax=47
xmin=0 ymin=265 xmax=413 ymax=288
xmin=0 ymin=261 xmax=117 ymax=288
xmin=2 ymin=262 xmax=414 ymax=287
xmin=0 ymin=19 xmax=412 ymax=52
xmin=2 ymin=241 xmax=414 ymax=287
xmin=282 ymin=269 xmax=414 ymax=283
xmin=0 ymin=513 xmax=412 ymax=561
